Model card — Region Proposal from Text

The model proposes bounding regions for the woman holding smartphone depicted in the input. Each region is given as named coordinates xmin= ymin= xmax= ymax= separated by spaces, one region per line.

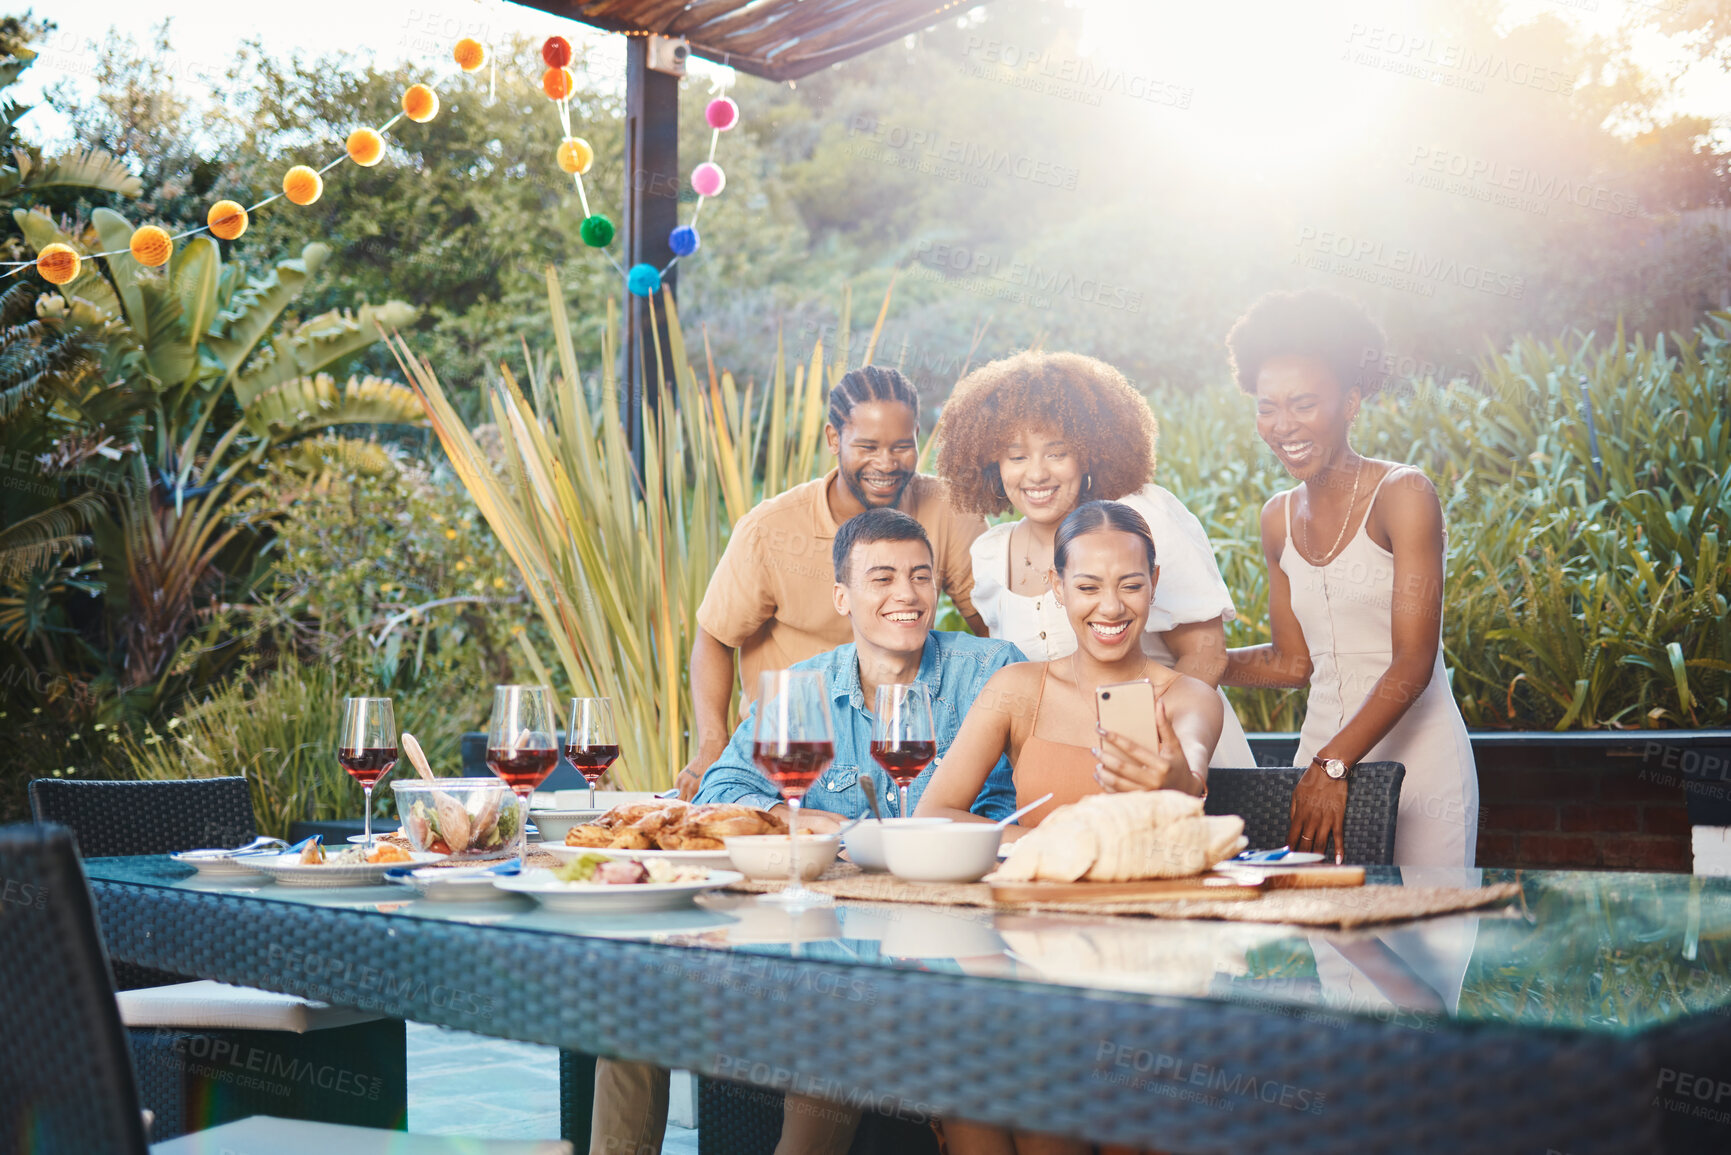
xmin=1219 ymin=289 xmax=1477 ymax=868
xmin=917 ymin=501 xmax=1224 ymax=836
xmin=934 ymin=351 xmax=1255 ymax=768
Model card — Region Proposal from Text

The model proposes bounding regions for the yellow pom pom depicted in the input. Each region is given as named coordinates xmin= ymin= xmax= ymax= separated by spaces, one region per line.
xmin=556 ymin=137 xmax=594 ymax=175
xmin=283 ymin=165 xmax=324 ymax=206
xmin=347 ymin=128 xmax=385 ymax=167
xmin=37 ymin=242 xmax=81 ymax=286
xmin=402 ymin=84 xmax=439 ymax=124
xmin=129 ymin=226 xmax=173 ymax=268
xmin=207 ymin=200 xmax=248 ymax=240
xmin=454 ymin=38 xmax=486 ymax=72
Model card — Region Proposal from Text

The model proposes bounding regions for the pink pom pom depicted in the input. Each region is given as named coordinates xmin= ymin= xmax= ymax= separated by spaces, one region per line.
xmin=691 ymin=162 xmax=726 ymax=197
xmin=705 ymin=97 xmax=739 ymax=131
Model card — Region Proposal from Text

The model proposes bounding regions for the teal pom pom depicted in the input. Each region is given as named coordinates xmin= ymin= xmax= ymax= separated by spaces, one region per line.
xmin=580 ymin=214 xmax=615 ymax=248
xmin=627 ymin=263 xmax=662 ymax=297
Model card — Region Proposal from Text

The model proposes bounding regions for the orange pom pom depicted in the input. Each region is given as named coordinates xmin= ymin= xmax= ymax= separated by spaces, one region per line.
xmin=283 ymin=165 xmax=323 ymax=206
xmin=129 ymin=225 xmax=173 ymax=267
xmin=556 ymin=137 xmax=594 ymax=175
xmin=402 ymin=84 xmax=439 ymax=123
xmin=207 ymin=200 xmax=248 ymax=240
xmin=37 ymin=243 xmax=80 ymax=286
xmin=454 ymin=38 xmax=486 ymax=72
xmin=542 ymin=67 xmax=574 ymax=101
xmin=346 ymin=128 xmax=385 ymax=167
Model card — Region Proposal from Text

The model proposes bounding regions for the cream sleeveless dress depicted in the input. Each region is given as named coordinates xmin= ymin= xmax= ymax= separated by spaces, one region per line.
xmin=971 ymin=483 xmax=1257 ymax=769
xmin=1280 ymin=469 xmax=1478 ymax=867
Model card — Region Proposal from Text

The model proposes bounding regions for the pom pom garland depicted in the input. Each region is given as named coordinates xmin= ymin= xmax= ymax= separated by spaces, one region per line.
xmin=402 ymin=84 xmax=439 ymax=123
xmin=626 ymin=263 xmax=662 ymax=297
xmin=705 ymin=97 xmax=739 ymax=131
xmin=580 ymin=214 xmax=616 ymax=248
xmin=542 ymin=36 xmax=572 ymax=68
xmin=36 ymin=243 xmax=80 ymax=286
xmin=207 ymin=200 xmax=249 ymax=240
xmin=454 ymin=38 xmax=487 ymax=72
xmin=129 ymin=226 xmax=173 ymax=267
xmin=346 ymin=128 xmax=385 ymax=167
xmin=691 ymin=162 xmax=726 ymax=197
xmin=669 ymin=225 xmax=700 ymax=256
xmin=557 ymin=137 xmax=594 ymax=175
xmin=283 ymin=165 xmax=324 ymax=206
xmin=543 ymin=67 xmax=575 ymax=101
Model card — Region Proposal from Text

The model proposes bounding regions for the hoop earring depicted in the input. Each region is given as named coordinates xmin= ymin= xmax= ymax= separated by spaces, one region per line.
xmin=1082 ymin=473 xmax=1094 ymax=496
xmin=989 ymin=470 xmax=1006 ymax=500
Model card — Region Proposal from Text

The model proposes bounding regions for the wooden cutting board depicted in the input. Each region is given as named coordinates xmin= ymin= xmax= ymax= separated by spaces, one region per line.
xmin=988 ymin=873 xmax=1266 ymax=905
xmin=988 ymin=865 xmax=1366 ymax=905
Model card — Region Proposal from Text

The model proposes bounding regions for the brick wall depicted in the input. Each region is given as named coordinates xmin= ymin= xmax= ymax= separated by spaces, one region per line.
xmin=1473 ymin=748 xmax=1692 ymax=872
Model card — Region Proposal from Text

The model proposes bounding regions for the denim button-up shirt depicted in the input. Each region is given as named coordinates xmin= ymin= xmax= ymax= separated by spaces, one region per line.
xmin=693 ymin=631 xmax=1025 ymax=820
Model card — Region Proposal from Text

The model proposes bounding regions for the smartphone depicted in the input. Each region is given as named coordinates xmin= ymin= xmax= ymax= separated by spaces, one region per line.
xmin=1095 ymin=679 xmax=1162 ymax=753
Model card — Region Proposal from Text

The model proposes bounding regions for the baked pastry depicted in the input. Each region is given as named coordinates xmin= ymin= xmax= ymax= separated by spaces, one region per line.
xmin=990 ymin=791 xmax=1246 ymax=882
xmin=564 ymin=824 xmax=614 ymax=848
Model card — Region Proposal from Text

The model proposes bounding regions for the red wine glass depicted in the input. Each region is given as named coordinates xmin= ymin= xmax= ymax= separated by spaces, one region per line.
xmin=486 ymin=685 xmax=558 ymax=864
xmin=339 ymin=697 xmax=397 ymax=851
xmin=753 ymin=669 xmax=834 ymax=907
xmin=565 ymin=697 xmax=619 ymax=811
xmin=871 ymin=683 xmax=936 ymax=819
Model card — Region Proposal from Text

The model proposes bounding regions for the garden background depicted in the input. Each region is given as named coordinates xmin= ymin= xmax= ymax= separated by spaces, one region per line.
xmin=2 ymin=0 xmax=1727 ymax=830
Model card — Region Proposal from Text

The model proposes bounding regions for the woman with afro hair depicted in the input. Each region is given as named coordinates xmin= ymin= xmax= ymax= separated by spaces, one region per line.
xmin=935 ymin=350 xmax=1254 ymax=768
xmin=1220 ymin=289 xmax=1476 ymax=868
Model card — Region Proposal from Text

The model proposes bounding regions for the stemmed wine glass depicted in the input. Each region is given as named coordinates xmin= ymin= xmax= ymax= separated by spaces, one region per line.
xmin=871 ymin=683 xmax=936 ymax=818
xmin=565 ymin=697 xmax=619 ymax=811
xmin=753 ymin=669 xmax=835 ymax=907
xmin=486 ymin=685 xmax=558 ymax=865
xmin=339 ymin=697 xmax=397 ymax=851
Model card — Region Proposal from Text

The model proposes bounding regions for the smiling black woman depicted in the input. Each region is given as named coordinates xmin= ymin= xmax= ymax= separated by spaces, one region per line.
xmin=1220 ymin=289 xmax=1478 ymax=868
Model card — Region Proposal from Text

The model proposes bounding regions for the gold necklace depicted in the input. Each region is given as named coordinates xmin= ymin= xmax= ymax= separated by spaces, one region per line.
xmin=1072 ymin=650 xmax=1150 ymax=698
xmin=1302 ymin=455 xmax=1364 ymax=564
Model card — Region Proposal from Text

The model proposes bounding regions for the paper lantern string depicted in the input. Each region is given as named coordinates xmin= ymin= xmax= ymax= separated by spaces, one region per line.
xmin=13 ymin=89 xmax=442 ymax=285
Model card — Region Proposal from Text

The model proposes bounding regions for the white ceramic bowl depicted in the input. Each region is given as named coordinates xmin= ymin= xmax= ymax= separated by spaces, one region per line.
xmin=528 ymin=809 xmax=607 ymax=843
xmin=881 ymin=822 xmax=1003 ymax=884
xmin=842 ymin=818 xmax=950 ymax=873
xmin=724 ymin=834 xmax=841 ymax=881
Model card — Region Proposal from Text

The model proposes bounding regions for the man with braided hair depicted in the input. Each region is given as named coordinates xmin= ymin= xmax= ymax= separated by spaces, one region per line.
xmin=677 ymin=364 xmax=989 ymax=799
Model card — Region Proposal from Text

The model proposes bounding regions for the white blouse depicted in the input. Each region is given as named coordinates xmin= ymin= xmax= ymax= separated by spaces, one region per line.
xmin=970 ymin=483 xmax=1237 ymax=664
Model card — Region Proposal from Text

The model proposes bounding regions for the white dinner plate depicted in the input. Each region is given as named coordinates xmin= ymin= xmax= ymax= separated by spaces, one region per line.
xmin=541 ymin=843 xmax=734 ymax=870
xmin=252 ymin=849 xmax=446 ymax=887
xmin=169 ymin=849 xmax=277 ymax=878
xmin=493 ymin=866 xmax=742 ymax=912
xmin=1214 ymin=851 xmax=1327 ymax=869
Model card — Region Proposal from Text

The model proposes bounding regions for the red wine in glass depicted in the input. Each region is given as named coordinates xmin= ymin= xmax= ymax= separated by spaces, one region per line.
xmin=487 ymin=747 xmax=559 ymax=792
xmin=565 ymin=696 xmax=620 ymax=809
xmin=870 ymin=740 xmax=935 ymax=786
xmin=339 ymin=746 xmax=398 ymax=786
xmin=753 ymin=740 xmax=834 ymax=801
xmin=567 ymin=744 xmax=620 ymax=780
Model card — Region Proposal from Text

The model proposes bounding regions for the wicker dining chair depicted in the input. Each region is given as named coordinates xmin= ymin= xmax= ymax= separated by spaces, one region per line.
xmin=0 ymin=823 xmax=571 ymax=1155
xmin=1203 ymin=761 xmax=1407 ymax=865
xmin=27 ymin=777 xmax=407 ymax=1141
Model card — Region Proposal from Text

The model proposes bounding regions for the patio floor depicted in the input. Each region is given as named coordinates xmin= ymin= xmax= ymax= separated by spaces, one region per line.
xmin=408 ymin=1022 xmax=700 ymax=1152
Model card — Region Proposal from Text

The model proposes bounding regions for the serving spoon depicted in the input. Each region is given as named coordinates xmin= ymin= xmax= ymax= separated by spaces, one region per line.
xmin=994 ymin=792 xmax=1054 ymax=830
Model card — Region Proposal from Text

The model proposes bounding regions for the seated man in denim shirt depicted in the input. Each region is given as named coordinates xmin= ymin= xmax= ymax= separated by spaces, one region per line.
xmin=593 ymin=509 xmax=1023 ymax=1155
xmin=694 ymin=505 xmax=1022 ymax=825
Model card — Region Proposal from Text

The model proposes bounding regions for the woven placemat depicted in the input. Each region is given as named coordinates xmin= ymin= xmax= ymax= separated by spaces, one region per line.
xmin=724 ymin=864 xmax=1521 ymax=928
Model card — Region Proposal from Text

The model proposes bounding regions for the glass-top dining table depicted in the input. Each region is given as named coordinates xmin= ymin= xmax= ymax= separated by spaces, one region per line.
xmin=82 ymin=857 xmax=1731 ymax=1154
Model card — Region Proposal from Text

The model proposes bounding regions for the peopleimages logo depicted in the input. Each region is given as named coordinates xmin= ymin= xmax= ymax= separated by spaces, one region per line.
xmin=1293 ymin=228 xmax=1526 ymax=299
xmin=1405 ymin=146 xmax=1639 ymax=218
xmin=911 ymin=241 xmax=1143 ymax=313
xmin=1093 ymin=1042 xmax=1326 ymax=1115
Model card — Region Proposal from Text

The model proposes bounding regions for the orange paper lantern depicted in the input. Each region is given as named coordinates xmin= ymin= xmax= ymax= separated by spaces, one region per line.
xmin=207 ymin=200 xmax=248 ymax=240
xmin=402 ymin=84 xmax=439 ymax=123
xmin=130 ymin=225 xmax=173 ymax=267
xmin=283 ymin=165 xmax=323 ymax=206
xmin=542 ymin=67 xmax=574 ymax=101
xmin=347 ymin=127 xmax=385 ymax=167
xmin=556 ymin=137 xmax=594 ymax=175
xmin=454 ymin=38 xmax=486 ymax=72
xmin=36 ymin=243 xmax=80 ymax=285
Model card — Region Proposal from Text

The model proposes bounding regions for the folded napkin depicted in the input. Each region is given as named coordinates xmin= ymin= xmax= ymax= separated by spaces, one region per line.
xmin=115 ymin=980 xmax=379 ymax=1033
